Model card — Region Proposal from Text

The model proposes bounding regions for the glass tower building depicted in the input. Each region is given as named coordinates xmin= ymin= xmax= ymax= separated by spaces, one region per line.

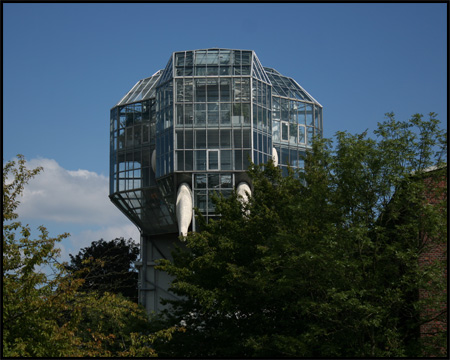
xmin=110 ymin=48 xmax=323 ymax=312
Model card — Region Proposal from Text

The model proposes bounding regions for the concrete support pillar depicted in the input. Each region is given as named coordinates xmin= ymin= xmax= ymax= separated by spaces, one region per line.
xmin=137 ymin=233 xmax=182 ymax=313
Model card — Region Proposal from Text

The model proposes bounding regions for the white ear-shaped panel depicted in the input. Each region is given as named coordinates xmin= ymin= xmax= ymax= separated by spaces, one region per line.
xmin=272 ymin=147 xmax=278 ymax=167
xmin=176 ymin=183 xmax=193 ymax=237
xmin=151 ymin=149 xmax=156 ymax=174
xmin=236 ymin=182 xmax=251 ymax=204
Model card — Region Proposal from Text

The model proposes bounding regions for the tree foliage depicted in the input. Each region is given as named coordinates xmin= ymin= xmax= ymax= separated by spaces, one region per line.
xmin=67 ymin=237 xmax=139 ymax=302
xmin=3 ymin=155 xmax=182 ymax=357
xmin=156 ymin=113 xmax=447 ymax=357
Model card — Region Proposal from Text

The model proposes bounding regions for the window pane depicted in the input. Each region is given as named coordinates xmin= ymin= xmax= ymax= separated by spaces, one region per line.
xmin=195 ymin=192 xmax=207 ymax=211
xmin=273 ymin=120 xmax=280 ymax=142
xmin=195 ymin=66 xmax=206 ymax=76
xmin=185 ymin=51 xmax=193 ymax=66
xmin=207 ymin=78 xmax=219 ymax=102
xmin=195 ymin=130 xmax=206 ymax=148
xmin=176 ymin=104 xmax=184 ymax=125
xmin=242 ymin=103 xmax=250 ymax=124
xmin=185 ymin=104 xmax=193 ymax=125
xmin=195 ymin=51 xmax=207 ymax=65
xmin=220 ymin=129 xmax=231 ymax=148
xmin=219 ymin=50 xmax=231 ymax=65
xmin=232 ymin=103 xmax=242 ymax=125
xmin=290 ymin=149 xmax=299 ymax=167
xmin=185 ymin=130 xmax=193 ymax=148
xmin=232 ymin=78 xmax=241 ymax=102
xmin=314 ymin=105 xmax=320 ymax=127
xmin=307 ymin=127 xmax=314 ymax=145
xmin=306 ymin=104 xmax=314 ymax=126
xmin=207 ymin=66 xmax=218 ymax=76
xmin=220 ymin=78 xmax=231 ymax=101
xmin=134 ymin=126 xmax=141 ymax=145
xmin=176 ymin=151 xmax=184 ymax=171
xmin=220 ymin=174 xmax=232 ymax=188
xmin=185 ymin=150 xmax=193 ymax=170
xmin=290 ymin=123 xmax=297 ymax=143
xmin=195 ymin=174 xmax=207 ymax=188
xmin=281 ymin=98 xmax=289 ymax=120
xmin=241 ymin=51 xmax=251 ymax=65
xmin=208 ymin=173 xmax=220 ymax=188
xmin=195 ymin=104 xmax=206 ymax=126
xmin=281 ymin=122 xmax=289 ymax=141
xmin=220 ymin=103 xmax=231 ymax=124
xmin=206 ymin=50 xmax=219 ymax=65
xmin=233 ymin=129 xmax=242 ymax=148
xmin=243 ymin=150 xmax=251 ymax=169
xmin=208 ymin=129 xmax=220 ymax=148
xmin=176 ymin=79 xmax=184 ymax=102
xmin=176 ymin=130 xmax=184 ymax=149
xmin=195 ymin=79 xmax=207 ymax=102
xmin=234 ymin=150 xmax=242 ymax=170
xmin=299 ymin=125 xmax=306 ymax=144
xmin=257 ymin=106 xmax=263 ymax=130
xmin=241 ymin=66 xmax=251 ymax=75
xmin=221 ymin=150 xmax=232 ymax=170
xmin=176 ymin=52 xmax=185 ymax=66
xmin=208 ymin=103 xmax=219 ymax=125
xmin=281 ymin=147 xmax=289 ymax=165
xmin=220 ymin=66 xmax=230 ymax=75
xmin=185 ymin=79 xmax=193 ymax=102
xmin=243 ymin=129 xmax=251 ymax=148
xmin=195 ymin=150 xmax=206 ymax=170
xmin=241 ymin=78 xmax=250 ymax=101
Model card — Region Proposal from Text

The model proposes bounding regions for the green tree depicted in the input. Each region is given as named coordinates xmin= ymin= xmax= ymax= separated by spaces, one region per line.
xmin=3 ymin=155 xmax=183 ymax=357
xmin=67 ymin=237 xmax=139 ymax=302
xmin=155 ymin=113 xmax=447 ymax=357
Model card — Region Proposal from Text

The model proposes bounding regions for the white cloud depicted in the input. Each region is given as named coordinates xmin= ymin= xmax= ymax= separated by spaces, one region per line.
xmin=6 ymin=157 xmax=142 ymax=263
xmin=15 ymin=157 xmax=125 ymax=226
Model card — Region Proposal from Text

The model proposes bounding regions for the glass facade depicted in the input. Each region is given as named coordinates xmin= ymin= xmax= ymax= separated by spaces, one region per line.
xmin=110 ymin=48 xmax=323 ymax=234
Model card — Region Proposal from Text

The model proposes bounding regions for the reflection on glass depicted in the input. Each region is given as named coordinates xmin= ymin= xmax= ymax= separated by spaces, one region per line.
xmin=208 ymin=129 xmax=220 ymax=148
xmin=220 ymin=103 xmax=231 ymax=124
xmin=220 ymin=130 xmax=231 ymax=148
xmin=208 ymin=173 xmax=220 ymax=188
xmin=273 ymin=120 xmax=280 ymax=142
xmin=195 ymin=174 xmax=207 ymax=188
xmin=290 ymin=123 xmax=297 ymax=143
xmin=195 ymin=150 xmax=206 ymax=170
xmin=281 ymin=122 xmax=289 ymax=141
xmin=220 ymin=174 xmax=232 ymax=188
xmin=208 ymin=151 xmax=219 ymax=170
xmin=299 ymin=125 xmax=306 ymax=144
xmin=195 ymin=130 xmax=206 ymax=148
xmin=221 ymin=150 xmax=232 ymax=170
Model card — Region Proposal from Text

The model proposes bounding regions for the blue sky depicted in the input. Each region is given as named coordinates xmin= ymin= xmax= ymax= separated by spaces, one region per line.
xmin=3 ymin=3 xmax=447 ymax=261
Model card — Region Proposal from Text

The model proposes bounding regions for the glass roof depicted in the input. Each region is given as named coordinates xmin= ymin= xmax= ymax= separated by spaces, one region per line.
xmin=157 ymin=55 xmax=174 ymax=86
xmin=264 ymin=67 xmax=322 ymax=107
xmin=116 ymin=70 xmax=163 ymax=106
xmin=115 ymin=50 xmax=321 ymax=108
xmin=252 ymin=53 xmax=271 ymax=84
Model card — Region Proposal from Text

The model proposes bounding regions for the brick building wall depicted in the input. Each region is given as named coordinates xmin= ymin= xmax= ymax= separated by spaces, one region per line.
xmin=417 ymin=170 xmax=447 ymax=355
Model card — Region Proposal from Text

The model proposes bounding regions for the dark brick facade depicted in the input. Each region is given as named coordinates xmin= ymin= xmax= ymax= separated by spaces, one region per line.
xmin=417 ymin=169 xmax=447 ymax=355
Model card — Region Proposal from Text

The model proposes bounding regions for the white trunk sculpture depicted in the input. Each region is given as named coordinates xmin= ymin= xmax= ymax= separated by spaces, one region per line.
xmin=236 ymin=182 xmax=251 ymax=215
xmin=176 ymin=183 xmax=193 ymax=237
xmin=272 ymin=147 xmax=278 ymax=166
xmin=151 ymin=149 xmax=156 ymax=174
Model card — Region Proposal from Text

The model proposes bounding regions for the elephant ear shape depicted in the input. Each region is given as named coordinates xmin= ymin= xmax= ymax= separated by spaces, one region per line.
xmin=176 ymin=183 xmax=193 ymax=237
